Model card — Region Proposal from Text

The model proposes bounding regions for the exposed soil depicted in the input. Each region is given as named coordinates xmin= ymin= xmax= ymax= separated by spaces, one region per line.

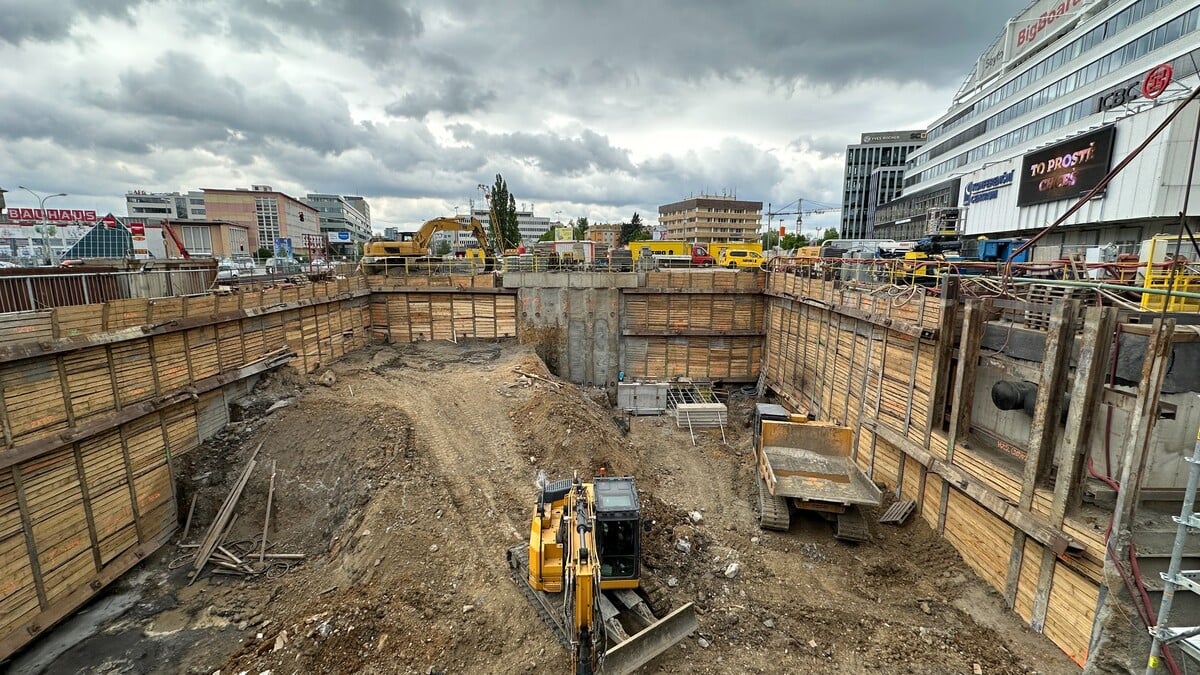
xmin=11 ymin=340 xmax=1078 ymax=674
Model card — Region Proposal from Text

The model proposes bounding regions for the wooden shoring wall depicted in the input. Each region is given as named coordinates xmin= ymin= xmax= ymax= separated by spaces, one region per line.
xmin=762 ymin=267 xmax=1118 ymax=666
xmin=622 ymin=279 xmax=766 ymax=382
xmin=368 ymin=291 xmax=518 ymax=342
xmin=0 ymin=278 xmax=371 ymax=660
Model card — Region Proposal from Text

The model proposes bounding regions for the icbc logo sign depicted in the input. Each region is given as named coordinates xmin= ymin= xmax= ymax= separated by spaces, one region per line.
xmin=1142 ymin=63 xmax=1173 ymax=99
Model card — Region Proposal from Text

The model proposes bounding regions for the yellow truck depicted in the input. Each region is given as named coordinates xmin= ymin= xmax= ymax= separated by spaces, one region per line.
xmin=629 ymin=241 xmax=714 ymax=267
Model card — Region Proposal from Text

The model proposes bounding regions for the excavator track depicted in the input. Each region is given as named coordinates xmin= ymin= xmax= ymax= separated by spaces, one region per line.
xmin=637 ymin=575 xmax=672 ymax=618
xmin=507 ymin=545 xmax=570 ymax=651
xmin=755 ymin=472 xmax=791 ymax=531
xmin=834 ymin=505 xmax=871 ymax=543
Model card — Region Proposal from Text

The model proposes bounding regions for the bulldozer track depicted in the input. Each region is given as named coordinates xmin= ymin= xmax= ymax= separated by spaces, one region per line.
xmin=755 ymin=472 xmax=790 ymax=531
xmin=507 ymin=545 xmax=570 ymax=651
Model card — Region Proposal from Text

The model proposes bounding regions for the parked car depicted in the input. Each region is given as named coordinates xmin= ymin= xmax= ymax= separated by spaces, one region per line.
xmin=718 ymin=249 xmax=767 ymax=269
xmin=265 ymin=257 xmax=302 ymax=274
xmin=216 ymin=262 xmax=240 ymax=281
xmin=229 ymin=257 xmax=256 ymax=272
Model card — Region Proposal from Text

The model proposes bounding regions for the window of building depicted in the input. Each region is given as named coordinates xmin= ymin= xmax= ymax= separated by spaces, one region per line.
xmin=255 ymin=196 xmax=280 ymax=244
xmin=182 ymin=226 xmax=213 ymax=255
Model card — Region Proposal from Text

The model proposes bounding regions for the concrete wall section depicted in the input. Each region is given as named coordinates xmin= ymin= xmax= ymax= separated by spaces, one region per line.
xmin=518 ymin=286 xmax=620 ymax=388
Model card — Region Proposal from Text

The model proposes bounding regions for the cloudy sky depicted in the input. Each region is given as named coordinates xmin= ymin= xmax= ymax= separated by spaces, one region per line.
xmin=0 ymin=0 xmax=1023 ymax=234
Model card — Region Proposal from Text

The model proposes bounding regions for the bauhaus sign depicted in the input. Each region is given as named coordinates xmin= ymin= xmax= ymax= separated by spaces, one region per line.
xmin=7 ymin=208 xmax=98 ymax=222
xmin=1017 ymin=125 xmax=1116 ymax=207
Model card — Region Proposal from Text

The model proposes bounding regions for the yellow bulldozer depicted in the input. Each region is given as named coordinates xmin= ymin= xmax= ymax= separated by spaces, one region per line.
xmin=507 ymin=473 xmax=697 ymax=674
xmin=360 ymin=216 xmax=495 ymax=275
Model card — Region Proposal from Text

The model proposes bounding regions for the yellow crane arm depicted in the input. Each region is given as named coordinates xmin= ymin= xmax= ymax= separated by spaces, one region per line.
xmin=412 ymin=217 xmax=491 ymax=251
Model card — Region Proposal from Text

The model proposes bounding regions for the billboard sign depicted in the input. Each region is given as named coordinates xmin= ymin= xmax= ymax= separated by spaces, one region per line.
xmin=327 ymin=231 xmax=352 ymax=243
xmin=1006 ymin=0 xmax=1091 ymax=64
xmin=6 ymin=208 xmax=98 ymax=222
xmin=273 ymin=237 xmax=293 ymax=259
xmin=1017 ymin=125 xmax=1116 ymax=207
xmin=974 ymin=35 xmax=1007 ymax=86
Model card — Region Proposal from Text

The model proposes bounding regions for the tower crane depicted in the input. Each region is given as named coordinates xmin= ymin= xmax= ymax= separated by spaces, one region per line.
xmin=763 ymin=198 xmax=841 ymax=241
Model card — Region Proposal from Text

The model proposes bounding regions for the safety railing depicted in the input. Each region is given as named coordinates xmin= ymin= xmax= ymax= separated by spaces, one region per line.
xmin=764 ymin=255 xmax=1200 ymax=312
xmin=0 ymin=268 xmax=215 ymax=314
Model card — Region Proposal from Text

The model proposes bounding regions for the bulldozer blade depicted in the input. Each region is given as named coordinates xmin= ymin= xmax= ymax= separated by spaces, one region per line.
xmin=602 ymin=602 xmax=697 ymax=675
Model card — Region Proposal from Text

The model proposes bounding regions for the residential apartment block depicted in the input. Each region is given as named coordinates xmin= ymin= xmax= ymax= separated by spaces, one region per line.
xmin=658 ymin=195 xmax=762 ymax=244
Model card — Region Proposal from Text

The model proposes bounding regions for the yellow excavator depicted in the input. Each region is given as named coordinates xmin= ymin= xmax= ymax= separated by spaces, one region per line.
xmin=360 ymin=216 xmax=495 ymax=275
xmin=507 ymin=473 xmax=697 ymax=674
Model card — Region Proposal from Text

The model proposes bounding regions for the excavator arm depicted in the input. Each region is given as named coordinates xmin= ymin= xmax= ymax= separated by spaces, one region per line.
xmin=411 ymin=216 xmax=491 ymax=251
xmin=565 ymin=481 xmax=603 ymax=674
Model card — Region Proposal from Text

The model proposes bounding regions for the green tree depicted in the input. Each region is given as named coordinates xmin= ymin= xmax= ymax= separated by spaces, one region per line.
xmin=434 ymin=240 xmax=452 ymax=256
xmin=572 ymin=216 xmax=589 ymax=241
xmin=761 ymin=231 xmax=780 ymax=248
xmin=537 ymin=229 xmax=557 ymax=242
xmin=256 ymin=246 xmax=272 ymax=261
xmin=486 ymin=174 xmax=521 ymax=250
xmin=820 ymin=228 xmax=840 ymax=244
xmin=620 ymin=212 xmax=650 ymax=245
xmin=780 ymin=233 xmax=807 ymax=250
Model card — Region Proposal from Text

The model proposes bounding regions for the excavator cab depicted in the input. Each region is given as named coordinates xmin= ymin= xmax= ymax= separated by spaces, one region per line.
xmin=593 ymin=477 xmax=640 ymax=584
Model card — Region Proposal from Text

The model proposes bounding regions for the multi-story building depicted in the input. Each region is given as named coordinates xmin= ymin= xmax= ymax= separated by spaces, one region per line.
xmin=876 ymin=0 xmax=1200 ymax=253
xmin=429 ymin=207 xmax=553 ymax=249
xmin=304 ymin=194 xmax=372 ymax=243
xmin=383 ymin=227 xmax=400 ymax=241
xmin=658 ymin=195 xmax=763 ymax=244
xmin=587 ymin=223 xmax=622 ymax=249
xmin=840 ymin=131 xmax=926 ymax=238
xmin=202 ymin=185 xmax=320 ymax=255
xmin=125 ymin=190 xmax=206 ymax=222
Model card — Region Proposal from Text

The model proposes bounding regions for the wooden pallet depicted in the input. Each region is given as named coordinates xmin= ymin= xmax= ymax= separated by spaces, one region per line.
xmin=878 ymin=500 xmax=916 ymax=525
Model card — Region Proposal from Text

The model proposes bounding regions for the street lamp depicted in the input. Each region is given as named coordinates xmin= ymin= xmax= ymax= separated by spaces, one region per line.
xmin=18 ymin=186 xmax=67 ymax=265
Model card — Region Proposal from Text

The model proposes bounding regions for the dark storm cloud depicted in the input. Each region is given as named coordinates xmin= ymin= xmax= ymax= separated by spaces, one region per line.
xmin=0 ymin=0 xmax=148 ymax=45
xmin=241 ymin=0 xmax=423 ymax=65
xmin=429 ymin=0 xmax=1016 ymax=89
xmin=449 ymin=126 xmax=636 ymax=177
xmin=106 ymin=51 xmax=363 ymax=155
xmin=385 ymin=81 xmax=497 ymax=119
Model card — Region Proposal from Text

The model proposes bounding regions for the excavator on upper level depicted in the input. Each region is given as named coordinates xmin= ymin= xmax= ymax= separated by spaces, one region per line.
xmin=360 ymin=216 xmax=495 ymax=275
xmin=507 ymin=472 xmax=697 ymax=674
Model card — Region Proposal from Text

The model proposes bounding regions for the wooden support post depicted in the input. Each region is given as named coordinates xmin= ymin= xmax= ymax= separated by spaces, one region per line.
xmin=72 ymin=442 xmax=103 ymax=573
xmin=0 ymin=387 xmax=12 ymax=447
xmin=946 ymin=299 xmax=986 ymax=465
xmin=117 ymin=424 xmax=145 ymax=543
xmin=843 ymin=318 xmax=859 ymax=425
xmin=1051 ymin=306 xmax=1118 ymax=519
xmin=915 ymin=465 xmax=928 ymax=515
xmin=1111 ymin=318 xmax=1175 ymax=540
xmin=1019 ymin=300 xmax=1078 ymax=511
xmin=937 ymin=480 xmax=950 ymax=535
xmin=104 ymin=345 xmax=122 ymax=411
xmin=926 ymin=278 xmax=959 ymax=445
xmin=12 ymin=466 xmax=49 ymax=607
xmin=1004 ymin=531 xmax=1026 ymax=609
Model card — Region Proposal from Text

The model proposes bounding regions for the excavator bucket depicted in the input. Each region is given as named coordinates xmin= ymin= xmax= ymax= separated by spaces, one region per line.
xmin=602 ymin=602 xmax=698 ymax=675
